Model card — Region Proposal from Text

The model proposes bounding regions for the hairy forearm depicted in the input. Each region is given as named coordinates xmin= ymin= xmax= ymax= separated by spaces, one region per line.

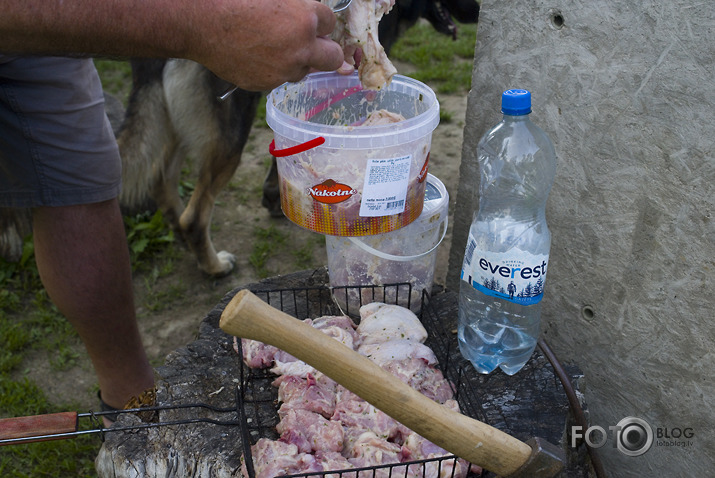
xmin=0 ymin=0 xmax=345 ymax=92
xmin=0 ymin=0 xmax=195 ymax=59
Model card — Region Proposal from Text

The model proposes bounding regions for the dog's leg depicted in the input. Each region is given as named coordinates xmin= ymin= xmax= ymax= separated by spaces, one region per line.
xmin=151 ymin=144 xmax=185 ymax=233
xmin=164 ymin=60 xmax=260 ymax=277
xmin=0 ymin=207 xmax=32 ymax=263
xmin=117 ymin=59 xmax=177 ymax=221
xmin=261 ymin=158 xmax=284 ymax=218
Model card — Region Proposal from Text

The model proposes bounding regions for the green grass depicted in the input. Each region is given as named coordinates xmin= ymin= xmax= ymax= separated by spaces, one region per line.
xmin=249 ymin=225 xmax=288 ymax=278
xmin=0 ymin=20 xmax=477 ymax=477
xmin=391 ymin=20 xmax=477 ymax=94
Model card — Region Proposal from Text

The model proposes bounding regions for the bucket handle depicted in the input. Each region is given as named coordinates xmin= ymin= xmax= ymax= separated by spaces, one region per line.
xmin=347 ymin=215 xmax=448 ymax=262
xmin=269 ymin=137 xmax=325 ymax=157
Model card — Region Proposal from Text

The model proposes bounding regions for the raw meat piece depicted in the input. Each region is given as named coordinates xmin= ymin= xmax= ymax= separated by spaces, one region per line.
xmin=239 ymin=337 xmax=279 ymax=369
xmin=358 ymin=339 xmax=437 ymax=365
xmin=314 ymin=451 xmax=358 ymax=478
xmin=271 ymin=349 xmax=318 ymax=377
xmin=378 ymin=357 xmax=454 ymax=404
xmin=347 ymin=431 xmax=406 ymax=478
xmin=332 ymin=399 xmax=411 ymax=449
xmin=402 ymin=432 xmax=471 ymax=478
xmin=311 ymin=315 xmax=359 ymax=333
xmin=250 ymin=439 xmax=306 ymax=478
xmin=361 ymin=109 xmax=406 ymax=126
xmin=357 ymin=303 xmax=428 ymax=344
xmin=332 ymin=0 xmax=398 ymax=90
xmin=269 ymin=315 xmax=359 ymax=376
xmin=277 ymin=373 xmax=337 ymax=418
xmin=358 ymin=340 xmax=454 ymax=403
xmin=277 ymin=408 xmax=345 ymax=454
xmin=335 ymin=384 xmax=362 ymax=403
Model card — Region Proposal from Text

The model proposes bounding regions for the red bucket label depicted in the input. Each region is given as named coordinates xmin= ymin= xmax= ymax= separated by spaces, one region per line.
xmin=309 ymin=180 xmax=357 ymax=204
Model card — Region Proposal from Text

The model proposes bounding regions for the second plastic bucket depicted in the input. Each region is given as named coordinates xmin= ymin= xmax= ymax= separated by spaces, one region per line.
xmin=326 ymin=174 xmax=449 ymax=312
xmin=266 ymin=71 xmax=440 ymax=236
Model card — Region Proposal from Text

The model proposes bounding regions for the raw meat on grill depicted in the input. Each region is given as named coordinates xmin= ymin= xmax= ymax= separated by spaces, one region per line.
xmin=347 ymin=431 xmax=405 ymax=475
xmin=237 ymin=303 xmax=470 ymax=478
xmin=358 ymin=339 xmax=437 ymax=365
xmin=331 ymin=0 xmax=398 ymax=90
xmin=277 ymin=408 xmax=345 ymax=454
xmin=241 ymin=316 xmax=359 ymax=374
xmin=357 ymin=302 xmax=428 ymax=344
xmin=331 ymin=398 xmax=411 ymax=449
xmin=277 ymin=373 xmax=338 ymax=418
xmin=249 ymin=439 xmax=307 ymax=478
xmin=238 ymin=337 xmax=279 ymax=369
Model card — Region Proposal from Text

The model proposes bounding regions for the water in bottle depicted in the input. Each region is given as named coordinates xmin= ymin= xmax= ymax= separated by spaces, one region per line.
xmin=458 ymin=89 xmax=557 ymax=375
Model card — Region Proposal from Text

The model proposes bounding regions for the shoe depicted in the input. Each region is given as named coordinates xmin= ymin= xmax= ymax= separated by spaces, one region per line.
xmin=97 ymin=390 xmax=121 ymax=423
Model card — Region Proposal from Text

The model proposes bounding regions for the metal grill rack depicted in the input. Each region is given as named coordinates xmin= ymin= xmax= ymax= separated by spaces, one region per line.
xmin=236 ymin=283 xmax=486 ymax=478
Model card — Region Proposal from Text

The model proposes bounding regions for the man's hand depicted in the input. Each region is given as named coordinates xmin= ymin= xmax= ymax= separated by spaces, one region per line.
xmin=187 ymin=0 xmax=346 ymax=91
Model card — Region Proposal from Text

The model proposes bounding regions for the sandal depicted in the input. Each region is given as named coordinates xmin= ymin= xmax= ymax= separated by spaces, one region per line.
xmin=97 ymin=387 xmax=158 ymax=424
xmin=97 ymin=390 xmax=121 ymax=423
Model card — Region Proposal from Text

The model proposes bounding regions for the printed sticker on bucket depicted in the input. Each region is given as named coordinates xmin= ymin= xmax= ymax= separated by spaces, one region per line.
xmin=359 ymin=155 xmax=411 ymax=217
xmin=309 ymin=179 xmax=357 ymax=204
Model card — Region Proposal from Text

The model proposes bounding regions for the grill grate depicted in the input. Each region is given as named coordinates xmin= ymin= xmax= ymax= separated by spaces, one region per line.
xmin=236 ymin=283 xmax=485 ymax=478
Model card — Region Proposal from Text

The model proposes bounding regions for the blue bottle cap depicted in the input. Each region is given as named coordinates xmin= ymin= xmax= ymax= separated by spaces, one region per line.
xmin=501 ymin=89 xmax=532 ymax=115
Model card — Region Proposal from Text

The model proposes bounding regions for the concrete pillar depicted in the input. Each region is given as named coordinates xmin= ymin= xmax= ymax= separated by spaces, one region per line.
xmin=447 ymin=1 xmax=714 ymax=475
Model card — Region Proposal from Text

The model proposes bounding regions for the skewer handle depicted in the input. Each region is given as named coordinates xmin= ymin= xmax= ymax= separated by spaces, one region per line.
xmin=0 ymin=412 xmax=78 ymax=445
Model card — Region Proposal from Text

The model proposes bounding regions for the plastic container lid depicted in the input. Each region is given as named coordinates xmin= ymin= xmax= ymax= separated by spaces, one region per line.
xmin=421 ymin=173 xmax=448 ymax=221
xmin=501 ymin=89 xmax=532 ymax=115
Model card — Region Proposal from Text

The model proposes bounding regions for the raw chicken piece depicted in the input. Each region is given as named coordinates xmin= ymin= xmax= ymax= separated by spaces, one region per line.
xmin=358 ymin=339 xmax=437 ymax=365
xmin=314 ymin=451 xmax=358 ymax=478
xmin=239 ymin=337 xmax=279 ymax=369
xmin=379 ymin=357 xmax=454 ymax=404
xmin=401 ymin=432 xmax=472 ymax=478
xmin=250 ymin=439 xmax=307 ymax=478
xmin=271 ymin=349 xmax=318 ymax=377
xmin=277 ymin=408 xmax=345 ymax=454
xmin=332 ymin=399 xmax=411 ymax=449
xmin=271 ymin=316 xmax=359 ymax=376
xmin=331 ymin=0 xmax=397 ymax=90
xmin=335 ymin=384 xmax=362 ymax=403
xmin=277 ymin=373 xmax=337 ymax=418
xmin=358 ymin=340 xmax=453 ymax=403
xmin=361 ymin=109 xmax=406 ymax=126
xmin=347 ymin=431 xmax=406 ymax=478
xmin=357 ymin=303 xmax=428 ymax=344
xmin=311 ymin=315 xmax=359 ymax=334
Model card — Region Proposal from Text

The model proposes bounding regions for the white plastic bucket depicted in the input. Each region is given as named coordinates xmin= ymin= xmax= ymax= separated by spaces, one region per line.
xmin=326 ymin=174 xmax=449 ymax=312
xmin=266 ymin=71 xmax=440 ymax=236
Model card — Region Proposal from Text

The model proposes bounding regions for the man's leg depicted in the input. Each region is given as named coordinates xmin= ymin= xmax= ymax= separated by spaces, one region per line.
xmin=32 ymin=198 xmax=154 ymax=411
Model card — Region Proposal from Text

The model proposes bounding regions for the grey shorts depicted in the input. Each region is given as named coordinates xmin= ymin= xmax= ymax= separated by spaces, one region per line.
xmin=0 ymin=55 xmax=121 ymax=207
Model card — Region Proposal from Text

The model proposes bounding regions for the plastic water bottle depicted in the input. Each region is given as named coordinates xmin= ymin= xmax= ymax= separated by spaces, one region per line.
xmin=458 ymin=89 xmax=557 ymax=375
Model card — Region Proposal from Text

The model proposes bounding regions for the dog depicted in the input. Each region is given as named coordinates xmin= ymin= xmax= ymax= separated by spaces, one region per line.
xmin=0 ymin=0 xmax=478 ymax=278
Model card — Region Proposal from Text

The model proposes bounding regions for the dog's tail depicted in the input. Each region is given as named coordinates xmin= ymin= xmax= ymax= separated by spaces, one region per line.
xmin=116 ymin=59 xmax=171 ymax=214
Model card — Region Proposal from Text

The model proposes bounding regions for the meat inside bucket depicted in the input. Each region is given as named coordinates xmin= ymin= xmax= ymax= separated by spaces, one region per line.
xmin=266 ymin=72 xmax=440 ymax=236
xmin=326 ymin=174 xmax=449 ymax=313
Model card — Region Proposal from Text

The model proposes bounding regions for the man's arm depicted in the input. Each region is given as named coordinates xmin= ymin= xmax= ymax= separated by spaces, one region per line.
xmin=0 ymin=0 xmax=345 ymax=91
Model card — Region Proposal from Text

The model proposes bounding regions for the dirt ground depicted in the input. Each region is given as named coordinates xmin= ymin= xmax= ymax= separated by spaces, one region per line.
xmin=26 ymin=71 xmax=469 ymax=413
